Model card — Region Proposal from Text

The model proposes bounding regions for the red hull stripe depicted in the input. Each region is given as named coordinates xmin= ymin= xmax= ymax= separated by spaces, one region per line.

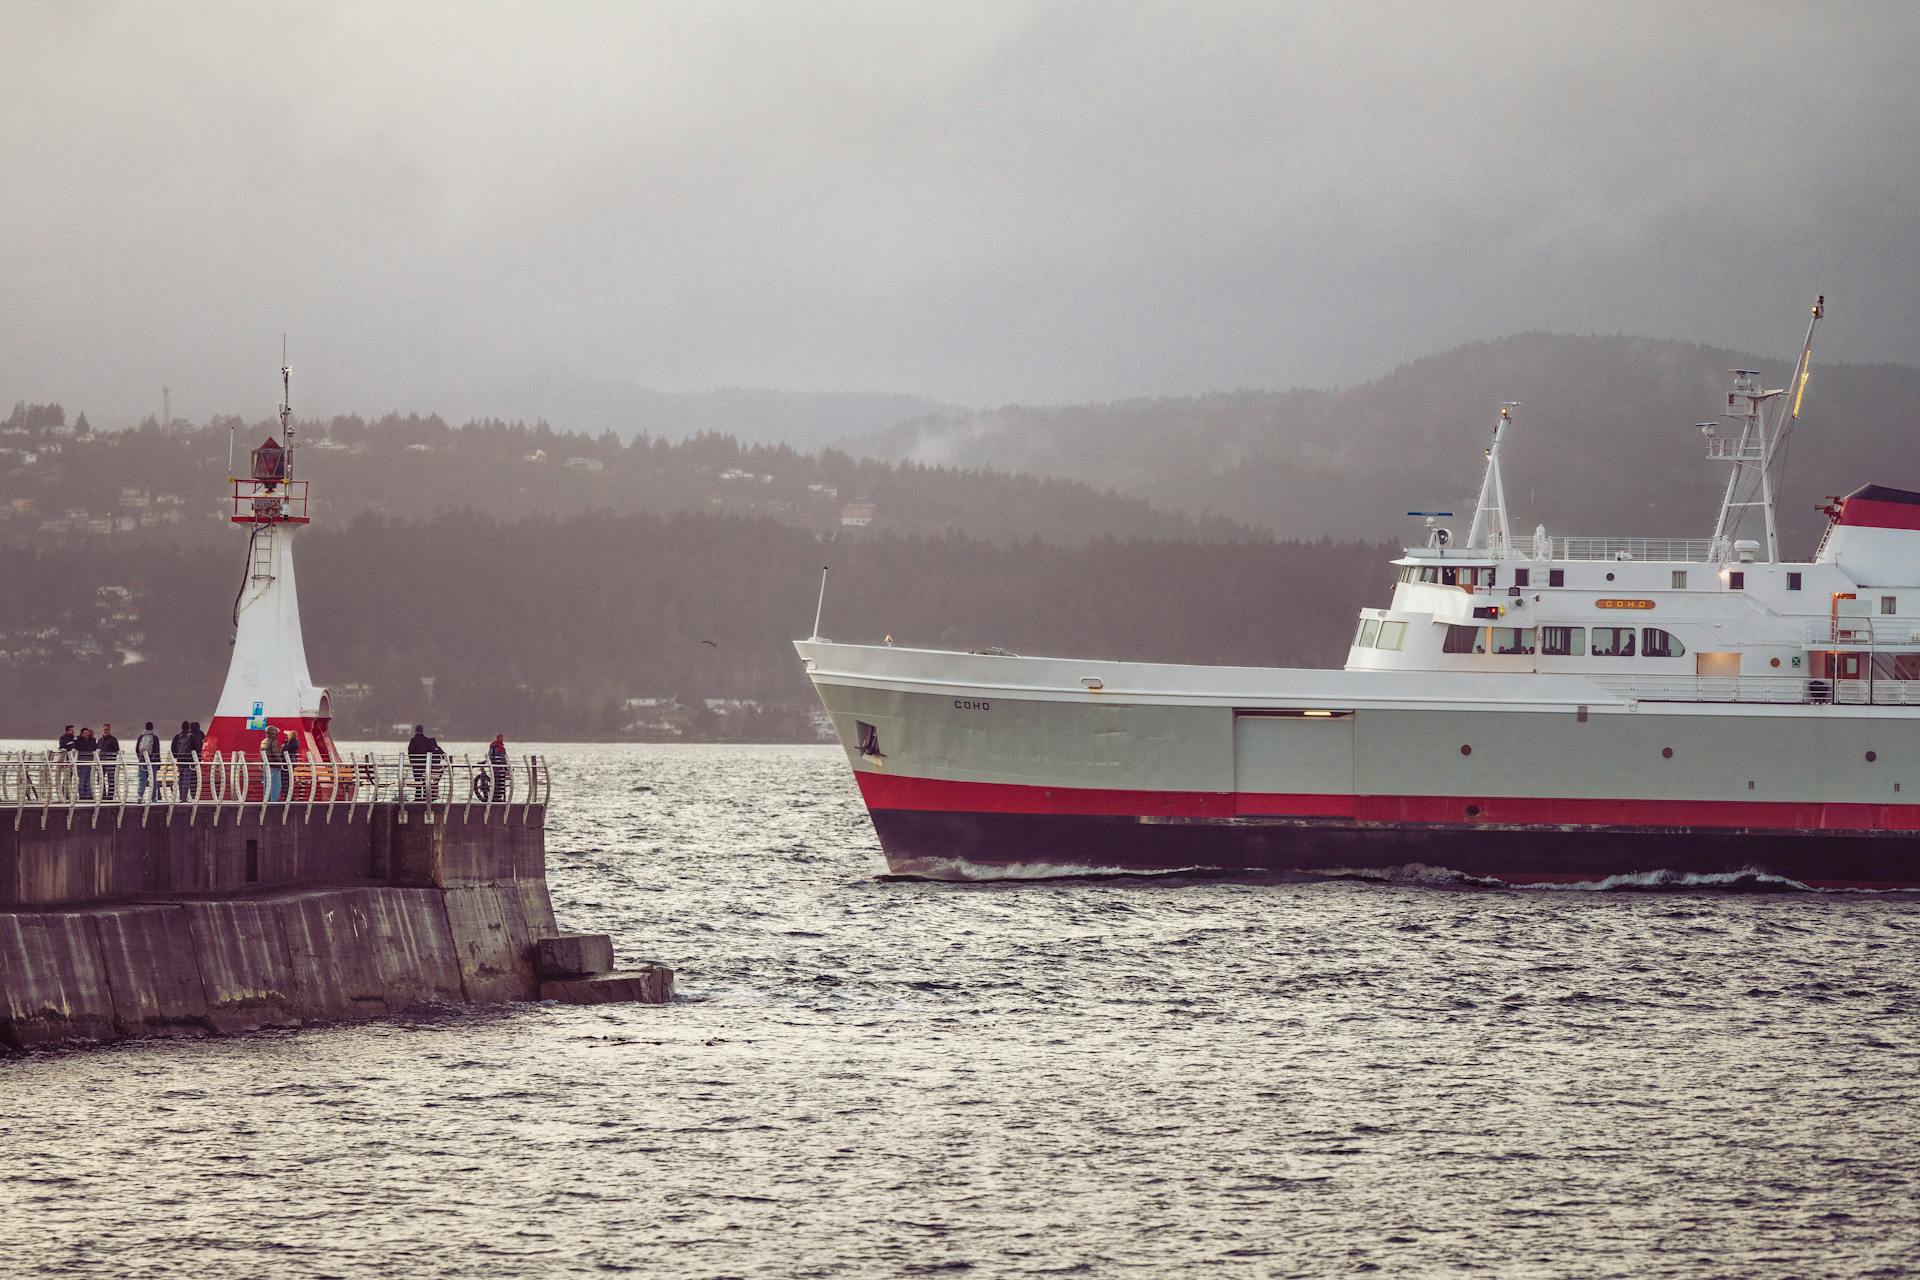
xmin=854 ymin=771 xmax=1920 ymax=833
xmin=1839 ymin=496 xmax=1920 ymax=531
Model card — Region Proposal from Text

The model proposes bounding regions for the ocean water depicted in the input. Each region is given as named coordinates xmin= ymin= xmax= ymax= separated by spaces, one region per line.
xmin=4 ymin=743 xmax=1919 ymax=1278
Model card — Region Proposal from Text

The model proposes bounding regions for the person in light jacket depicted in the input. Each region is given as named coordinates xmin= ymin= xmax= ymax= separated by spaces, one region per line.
xmin=135 ymin=722 xmax=160 ymax=802
xmin=262 ymin=726 xmax=289 ymax=802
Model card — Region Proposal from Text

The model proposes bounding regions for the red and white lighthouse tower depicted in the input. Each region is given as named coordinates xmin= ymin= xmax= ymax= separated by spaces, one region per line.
xmin=202 ymin=362 xmax=339 ymax=763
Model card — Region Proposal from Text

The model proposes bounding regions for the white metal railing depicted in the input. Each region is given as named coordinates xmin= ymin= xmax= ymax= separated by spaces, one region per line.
xmin=1805 ymin=617 xmax=1920 ymax=648
xmin=1462 ymin=534 xmax=1727 ymax=563
xmin=1552 ymin=537 xmax=1724 ymax=563
xmin=0 ymin=750 xmax=551 ymax=829
xmin=1588 ymin=674 xmax=1920 ymax=706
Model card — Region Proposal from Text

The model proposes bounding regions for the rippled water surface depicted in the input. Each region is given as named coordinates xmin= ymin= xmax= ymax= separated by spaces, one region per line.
xmin=5 ymin=743 xmax=1920 ymax=1277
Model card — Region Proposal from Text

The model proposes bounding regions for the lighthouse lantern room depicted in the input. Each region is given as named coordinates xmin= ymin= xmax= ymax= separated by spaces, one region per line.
xmin=202 ymin=361 xmax=337 ymax=764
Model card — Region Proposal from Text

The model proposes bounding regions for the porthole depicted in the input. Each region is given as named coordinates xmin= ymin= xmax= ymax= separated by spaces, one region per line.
xmin=1605 ymin=572 xmax=1616 ymax=582
xmin=1662 ymin=747 xmax=1674 ymax=759
xmin=1465 ymin=804 xmax=1481 ymax=818
xmin=1866 ymin=751 xmax=1878 ymax=763
xmin=1769 ymin=657 xmax=1781 ymax=668
xmin=1460 ymin=744 xmax=1472 ymax=756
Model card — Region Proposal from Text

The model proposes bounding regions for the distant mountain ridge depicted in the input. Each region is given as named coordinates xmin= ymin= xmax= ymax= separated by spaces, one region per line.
xmin=846 ymin=333 xmax=1920 ymax=551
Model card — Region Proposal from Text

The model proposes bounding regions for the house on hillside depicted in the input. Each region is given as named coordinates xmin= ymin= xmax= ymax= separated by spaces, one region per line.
xmin=840 ymin=499 xmax=876 ymax=528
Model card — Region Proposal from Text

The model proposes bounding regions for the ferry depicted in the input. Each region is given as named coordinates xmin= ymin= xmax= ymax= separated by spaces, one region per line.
xmin=799 ymin=298 xmax=1920 ymax=887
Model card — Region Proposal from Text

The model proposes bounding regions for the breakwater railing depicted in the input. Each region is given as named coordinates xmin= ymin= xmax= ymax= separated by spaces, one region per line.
xmin=0 ymin=751 xmax=551 ymax=830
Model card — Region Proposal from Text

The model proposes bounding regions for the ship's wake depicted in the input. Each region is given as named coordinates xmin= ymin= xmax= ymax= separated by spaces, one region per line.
xmin=885 ymin=858 xmax=1910 ymax=893
xmin=883 ymin=857 xmax=1224 ymax=883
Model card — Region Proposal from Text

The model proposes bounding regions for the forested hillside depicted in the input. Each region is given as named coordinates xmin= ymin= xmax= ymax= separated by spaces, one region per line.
xmin=0 ymin=513 xmax=1390 ymax=741
xmin=0 ymin=403 xmax=1238 ymax=548
xmin=852 ymin=333 xmax=1920 ymax=551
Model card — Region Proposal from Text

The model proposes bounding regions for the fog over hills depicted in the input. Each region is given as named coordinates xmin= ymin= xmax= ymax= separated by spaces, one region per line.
xmin=424 ymin=372 xmax=959 ymax=450
xmin=848 ymin=331 xmax=1920 ymax=552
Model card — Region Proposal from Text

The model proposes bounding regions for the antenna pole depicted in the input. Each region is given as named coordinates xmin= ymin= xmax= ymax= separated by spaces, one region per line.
xmin=811 ymin=566 xmax=829 ymax=640
xmin=1762 ymin=294 xmax=1825 ymax=561
xmin=279 ymin=335 xmax=293 ymax=474
xmin=1465 ymin=403 xmax=1516 ymax=550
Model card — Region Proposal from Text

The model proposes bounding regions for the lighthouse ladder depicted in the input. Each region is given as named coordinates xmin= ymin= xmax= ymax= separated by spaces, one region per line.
xmin=250 ymin=525 xmax=277 ymax=582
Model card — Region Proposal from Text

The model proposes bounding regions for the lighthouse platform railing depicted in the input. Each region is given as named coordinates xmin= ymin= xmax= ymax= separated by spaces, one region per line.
xmin=0 ymin=750 xmax=551 ymax=829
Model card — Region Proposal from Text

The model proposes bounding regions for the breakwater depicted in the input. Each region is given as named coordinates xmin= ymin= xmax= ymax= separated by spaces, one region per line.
xmin=0 ymin=753 xmax=671 ymax=1049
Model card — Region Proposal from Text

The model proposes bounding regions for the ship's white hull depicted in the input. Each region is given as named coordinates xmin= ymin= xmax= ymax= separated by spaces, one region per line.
xmin=798 ymin=641 xmax=1920 ymax=888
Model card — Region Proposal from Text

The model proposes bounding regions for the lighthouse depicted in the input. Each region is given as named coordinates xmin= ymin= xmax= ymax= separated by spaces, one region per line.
xmin=201 ymin=362 xmax=338 ymax=764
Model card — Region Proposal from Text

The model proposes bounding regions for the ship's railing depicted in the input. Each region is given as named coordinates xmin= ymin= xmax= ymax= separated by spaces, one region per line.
xmin=1588 ymin=675 xmax=1920 ymax=706
xmin=1805 ymin=617 xmax=1920 ymax=649
xmin=0 ymin=750 xmax=551 ymax=828
xmin=1549 ymin=537 xmax=1724 ymax=563
xmin=1469 ymin=535 xmax=1727 ymax=563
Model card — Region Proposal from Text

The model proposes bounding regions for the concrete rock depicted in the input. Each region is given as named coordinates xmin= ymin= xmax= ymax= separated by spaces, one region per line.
xmin=540 ymin=967 xmax=673 ymax=1006
xmin=535 ymin=933 xmax=614 ymax=978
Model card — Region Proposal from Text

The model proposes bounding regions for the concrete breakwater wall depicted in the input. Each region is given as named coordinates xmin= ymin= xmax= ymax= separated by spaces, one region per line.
xmin=0 ymin=801 xmax=650 ymax=1050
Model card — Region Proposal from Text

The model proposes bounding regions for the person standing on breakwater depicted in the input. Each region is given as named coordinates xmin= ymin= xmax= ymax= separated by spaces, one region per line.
xmin=284 ymin=730 xmax=302 ymax=800
xmin=98 ymin=723 xmax=119 ymax=800
xmin=407 ymin=724 xmax=432 ymax=799
xmin=488 ymin=733 xmax=509 ymax=801
xmin=171 ymin=721 xmax=197 ymax=799
xmin=135 ymin=722 xmax=160 ymax=802
xmin=74 ymin=727 xmax=97 ymax=800
xmin=263 ymin=726 xmax=288 ymax=802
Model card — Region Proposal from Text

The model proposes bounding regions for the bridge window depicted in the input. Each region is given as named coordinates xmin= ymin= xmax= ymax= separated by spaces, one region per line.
xmin=1884 ymin=596 xmax=1898 ymax=615
xmin=1356 ymin=618 xmax=1381 ymax=648
xmin=1549 ymin=569 xmax=1565 ymax=587
xmin=1491 ymin=627 xmax=1535 ymax=655
xmin=1787 ymin=572 xmax=1802 ymax=591
xmin=1671 ymin=570 xmax=1688 ymax=589
xmin=1541 ymin=626 xmax=1585 ymax=657
xmin=1443 ymin=624 xmax=1480 ymax=654
xmin=1641 ymin=627 xmax=1686 ymax=658
xmin=1729 ymin=571 xmax=1745 ymax=590
xmin=1376 ymin=621 xmax=1407 ymax=651
xmin=1514 ymin=568 xmax=1530 ymax=587
xmin=1593 ymin=626 xmax=1637 ymax=657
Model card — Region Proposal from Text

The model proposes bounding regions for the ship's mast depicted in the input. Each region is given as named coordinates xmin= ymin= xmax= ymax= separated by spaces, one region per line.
xmin=1465 ymin=402 xmax=1517 ymax=550
xmin=1709 ymin=295 xmax=1823 ymax=561
xmin=280 ymin=336 xmax=294 ymax=469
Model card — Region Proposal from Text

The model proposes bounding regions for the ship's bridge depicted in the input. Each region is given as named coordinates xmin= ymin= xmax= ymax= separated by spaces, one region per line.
xmin=1341 ymin=332 xmax=1920 ymax=706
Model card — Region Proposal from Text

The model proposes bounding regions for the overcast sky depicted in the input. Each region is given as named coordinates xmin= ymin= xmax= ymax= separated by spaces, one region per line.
xmin=4 ymin=1 xmax=1918 ymax=424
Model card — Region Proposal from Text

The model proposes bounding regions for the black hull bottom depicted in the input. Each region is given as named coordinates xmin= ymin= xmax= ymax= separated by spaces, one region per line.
xmin=868 ymin=810 xmax=1920 ymax=889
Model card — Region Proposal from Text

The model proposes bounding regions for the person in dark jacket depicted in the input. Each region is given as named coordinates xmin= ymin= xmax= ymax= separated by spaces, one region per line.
xmin=171 ymin=720 xmax=196 ymax=800
xmin=406 ymin=725 xmax=431 ymax=798
xmin=74 ymin=727 xmax=97 ymax=800
xmin=135 ymin=721 xmax=160 ymax=803
xmin=188 ymin=721 xmax=205 ymax=756
xmin=57 ymin=725 xmax=76 ymax=799
xmin=98 ymin=723 xmax=119 ymax=800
